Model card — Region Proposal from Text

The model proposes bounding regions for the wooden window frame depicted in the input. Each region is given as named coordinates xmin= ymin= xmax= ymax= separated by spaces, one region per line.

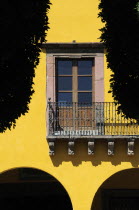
xmin=56 ymin=58 xmax=95 ymax=104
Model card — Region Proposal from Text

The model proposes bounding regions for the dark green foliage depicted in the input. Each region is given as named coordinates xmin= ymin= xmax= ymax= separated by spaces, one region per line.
xmin=0 ymin=0 xmax=51 ymax=132
xmin=99 ymin=0 xmax=139 ymax=120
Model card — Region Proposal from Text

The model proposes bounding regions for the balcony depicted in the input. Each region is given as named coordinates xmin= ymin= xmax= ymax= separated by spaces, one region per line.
xmin=47 ymin=101 xmax=139 ymax=139
xmin=47 ymin=100 xmax=139 ymax=155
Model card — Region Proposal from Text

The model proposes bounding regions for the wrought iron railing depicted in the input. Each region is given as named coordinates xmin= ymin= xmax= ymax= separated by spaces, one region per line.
xmin=47 ymin=100 xmax=139 ymax=137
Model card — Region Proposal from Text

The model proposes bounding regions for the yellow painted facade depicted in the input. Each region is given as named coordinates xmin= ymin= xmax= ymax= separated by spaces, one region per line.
xmin=0 ymin=1 xmax=139 ymax=210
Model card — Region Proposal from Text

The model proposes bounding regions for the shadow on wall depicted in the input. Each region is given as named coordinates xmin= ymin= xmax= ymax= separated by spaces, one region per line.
xmin=0 ymin=167 xmax=73 ymax=210
xmin=91 ymin=168 xmax=139 ymax=210
xmin=49 ymin=139 xmax=139 ymax=167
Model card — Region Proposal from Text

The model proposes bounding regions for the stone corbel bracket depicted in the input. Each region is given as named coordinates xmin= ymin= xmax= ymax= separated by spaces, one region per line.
xmin=88 ymin=140 xmax=95 ymax=155
xmin=108 ymin=140 xmax=115 ymax=156
xmin=68 ymin=140 xmax=75 ymax=155
xmin=127 ymin=139 xmax=135 ymax=156
xmin=48 ymin=141 xmax=55 ymax=156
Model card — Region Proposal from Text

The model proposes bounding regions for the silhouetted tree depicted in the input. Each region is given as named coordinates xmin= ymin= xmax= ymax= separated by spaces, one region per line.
xmin=0 ymin=0 xmax=51 ymax=132
xmin=99 ymin=0 xmax=139 ymax=120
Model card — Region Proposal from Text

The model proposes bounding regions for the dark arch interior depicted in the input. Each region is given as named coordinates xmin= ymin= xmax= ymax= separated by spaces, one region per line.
xmin=0 ymin=168 xmax=72 ymax=210
xmin=91 ymin=169 xmax=139 ymax=210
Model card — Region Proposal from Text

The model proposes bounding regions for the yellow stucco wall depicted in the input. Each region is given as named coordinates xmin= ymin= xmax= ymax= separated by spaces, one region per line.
xmin=47 ymin=0 xmax=102 ymax=42
xmin=0 ymin=1 xmax=138 ymax=210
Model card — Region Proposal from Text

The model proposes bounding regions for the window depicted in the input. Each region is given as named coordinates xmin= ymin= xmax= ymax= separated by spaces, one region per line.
xmin=56 ymin=59 xmax=94 ymax=104
xmin=45 ymin=42 xmax=104 ymax=103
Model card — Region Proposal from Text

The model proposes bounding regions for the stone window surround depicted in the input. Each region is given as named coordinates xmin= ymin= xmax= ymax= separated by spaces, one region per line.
xmin=43 ymin=42 xmax=104 ymax=103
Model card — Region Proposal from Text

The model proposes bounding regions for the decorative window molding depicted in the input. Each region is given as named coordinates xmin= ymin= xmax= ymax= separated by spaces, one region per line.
xmin=42 ymin=42 xmax=104 ymax=103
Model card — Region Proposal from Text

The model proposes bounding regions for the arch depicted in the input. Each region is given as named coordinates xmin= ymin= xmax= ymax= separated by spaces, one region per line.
xmin=0 ymin=167 xmax=73 ymax=210
xmin=91 ymin=168 xmax=139 ymax=210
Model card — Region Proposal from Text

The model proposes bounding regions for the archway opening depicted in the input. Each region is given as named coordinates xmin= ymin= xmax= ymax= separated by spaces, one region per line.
xmin=91 ymin=168 xmax=139 ymax=210
xmin=0 ymin=168 xmax=72 ymax=210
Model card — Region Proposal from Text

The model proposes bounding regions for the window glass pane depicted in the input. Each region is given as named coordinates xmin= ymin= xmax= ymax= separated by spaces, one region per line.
xmin=78 ymin=60 xmax=92 ymax=75
xmin=58 ymin=92 xmax=72 ymax=103
xmin=78 ymin=76 xmax=92 ymax=91
xmin=57 ymin=60 xmax=72 ymax=75
xmin=78 ymin=92 xmax=92 ymax=104
xmin=58 ymin=77 xmax=72 ymax=90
